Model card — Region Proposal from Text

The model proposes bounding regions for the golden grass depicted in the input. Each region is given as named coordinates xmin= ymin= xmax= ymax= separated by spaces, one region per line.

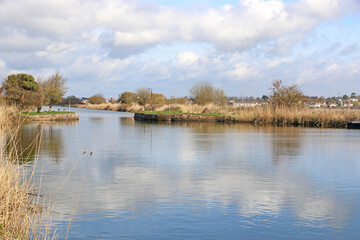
xmin=74 ymin=103 xmax=145 ymax=113
xmin=0 ymin=132 xmax=55 ymax=239
xmin=0 ymin=105 xmax=56 ymax=239
xmin=74 ymin=103 xmax=360 ymax=128
xmin=169 ymin=104 xmax=360 ymax=127
xmin=0 ymin=105 xmax=20 ymax=128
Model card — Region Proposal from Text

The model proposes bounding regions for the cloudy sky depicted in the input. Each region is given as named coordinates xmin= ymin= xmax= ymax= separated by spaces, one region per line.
xmin=0 ymin=0 xmax=359 ymax=98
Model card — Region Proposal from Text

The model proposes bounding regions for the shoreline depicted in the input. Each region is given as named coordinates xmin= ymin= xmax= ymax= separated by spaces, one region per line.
xmin=134 ymin=112 xmax=352 ymax=128
xmin=74 ymin=103 xmax=360 ymax=129
xmin=22 ymin=113 xmax=79 ymax=123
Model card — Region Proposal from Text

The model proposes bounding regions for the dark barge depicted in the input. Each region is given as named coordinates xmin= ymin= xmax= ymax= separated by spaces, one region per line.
xmin=347 ymin=121 xmax=360 ymax=129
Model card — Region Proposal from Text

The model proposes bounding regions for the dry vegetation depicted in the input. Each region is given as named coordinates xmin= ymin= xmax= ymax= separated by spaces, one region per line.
xmin=0 ymin=105 xmax=21 ymax=128
xmin=74 ymin=103 xmax=144 ymax=113
xmin=0 ymin=105 xmax=55 ymax=239
xmin=75 ymin=103 xmax=360 ymax=128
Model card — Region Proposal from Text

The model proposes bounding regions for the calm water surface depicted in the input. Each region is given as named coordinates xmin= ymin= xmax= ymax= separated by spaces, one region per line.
xmin=17 ymin=108 xmax=360 ymax=239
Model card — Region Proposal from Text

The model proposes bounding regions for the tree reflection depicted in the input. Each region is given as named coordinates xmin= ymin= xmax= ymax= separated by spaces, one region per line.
xmin=270 ymin=127 xmax=303 ymax=164
xmin=5 ymin=125 xmax=42 ymax=163
xmin=40 ymin=124 xmax=65 ymax=164
xmin=4 ymin=122 xmax=72 ymax=164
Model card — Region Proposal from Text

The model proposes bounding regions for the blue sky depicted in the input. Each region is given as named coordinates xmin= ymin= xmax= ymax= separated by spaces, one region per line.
xmin=0 ymin=0 xmax=359 ymax=98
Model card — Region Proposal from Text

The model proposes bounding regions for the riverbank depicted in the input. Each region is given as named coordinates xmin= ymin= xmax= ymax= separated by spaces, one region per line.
xmin=134 ymin=112 xmax=219 ymax=122
xmin=74 ymin=103 xmax=142 ymax=113
xmin=22 ymin=111 xmax=79 ymax=122
xmin=76 ymin=103 xmax=360 ymax=128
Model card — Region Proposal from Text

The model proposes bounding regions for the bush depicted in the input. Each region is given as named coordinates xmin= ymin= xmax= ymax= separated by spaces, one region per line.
xmin=119 ymin=91 xmax=137 ymax=104
xmin=89 ymin=94 xmax=106 ymax=104
xmin=2 ymin=74 xmax=44 ymax=110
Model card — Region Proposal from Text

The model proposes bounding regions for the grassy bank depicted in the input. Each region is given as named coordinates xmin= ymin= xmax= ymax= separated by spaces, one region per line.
xmin=139 ymin=110 xmax=221 ymax=116
xmin=75 ymin=103 xmax=360 ymax=128
xmin=22 ymin=111 xmax=75 ymax=116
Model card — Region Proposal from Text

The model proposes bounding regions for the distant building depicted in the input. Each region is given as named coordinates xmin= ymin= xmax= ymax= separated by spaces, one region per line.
xmin=107 ymin=97 xmax=117 ymax=103
xmin=186 ymin=98 xmax=195 ymax=105
xmin=231 ymin=102 xmax=260 ymax=107
xmin=81 ymin=97 xmax=89 ymax=104
xmin=309 ymin=103 xmax=321 ymax=108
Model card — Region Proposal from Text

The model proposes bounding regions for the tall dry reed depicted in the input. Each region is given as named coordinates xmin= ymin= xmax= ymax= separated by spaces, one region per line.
xmin=74 ymin=103 xmax=145 ymax=113
xmin=0 ymin=105 xmax=20 ymax=128
xmin=1 ymin=105 xmax=56 ymax=239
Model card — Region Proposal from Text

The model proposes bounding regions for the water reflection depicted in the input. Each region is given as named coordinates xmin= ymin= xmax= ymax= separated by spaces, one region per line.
xmin=270 ymin=127 xmax=303 ymax=164
xmin=3 ymin=122 xmax=76 ymax=163
xmin=19 ymin=109 xmax=360 ymax=239
xmin=4 ymin=125 xmax=42 ymax=162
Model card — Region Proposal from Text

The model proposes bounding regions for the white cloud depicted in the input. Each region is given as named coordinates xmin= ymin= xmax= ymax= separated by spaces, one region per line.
xmin=0 ymin=0 xmax=359 ymax=97
xmin=226 ymin=63 xmax=256 ymax=80
xmin=326 ymin=63 xmax=339 ymax=72
xmin=0 ymin=0 xmax=355 ymax=58
xmin=0 ymin=30 xmax=49 ymax=52
xmin=176 ymin=51 xmax=199 ymax=66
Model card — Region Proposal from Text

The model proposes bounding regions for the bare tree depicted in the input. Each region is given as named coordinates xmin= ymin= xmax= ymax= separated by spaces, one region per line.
xmin=214 ymin=88 xmax=227 ymax=105
xmin=40 ymin=71 xmax=68 ymax=111
xmin=136 ymin=88 xmax=151 ymax=106
xmin=189 ymin=81 xmax=227 ymax=105
xmin=270 ymin=80 xmax=304 ymax=108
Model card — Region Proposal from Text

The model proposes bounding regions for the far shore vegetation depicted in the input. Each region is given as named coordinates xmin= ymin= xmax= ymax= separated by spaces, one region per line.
xmin=73 ymin=80 xmax=360 ymax=128
xmin=76 ymin=102 xmax=360 ymax=128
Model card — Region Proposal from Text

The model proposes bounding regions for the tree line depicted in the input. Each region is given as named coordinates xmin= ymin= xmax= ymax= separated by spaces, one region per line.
xmin=115 ymin=80 xmax=303 ymax=107
xmin=5 ymin=72 xmax=354 ymax=110
xmin=115 ymin=82 xmax=227 ymax=106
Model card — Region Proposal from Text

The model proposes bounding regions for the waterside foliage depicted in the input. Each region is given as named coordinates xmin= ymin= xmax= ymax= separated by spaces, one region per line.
xmin=75 ymin=103 xmax=360 ymax=128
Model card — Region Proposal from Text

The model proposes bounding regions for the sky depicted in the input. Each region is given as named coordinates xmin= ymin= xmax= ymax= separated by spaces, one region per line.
xmin=0 ymin=0 xmax=359 ymax=98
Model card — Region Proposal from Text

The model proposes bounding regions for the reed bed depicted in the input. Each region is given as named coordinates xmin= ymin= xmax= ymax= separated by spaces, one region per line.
xmin=169 ymin=104 xmax=360 ymax=127
xmin=76 ymin=103 xmax=360 ymax=128
xmin=0 ymin=105 xmax=20 ymax=128
xmin=0 ymin=105 xmax=56 ymax=240
xmin=74 ymin=103 xmax=145 ymax=113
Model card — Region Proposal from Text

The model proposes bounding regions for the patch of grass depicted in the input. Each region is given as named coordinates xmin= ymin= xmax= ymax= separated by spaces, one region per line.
xmin=22 ymin=111 xmax=75 ymax=116
xmin=139 ymin=110 xmax=221 ymax=116
xmin=140 ymin=110 xmax=183 ymax=115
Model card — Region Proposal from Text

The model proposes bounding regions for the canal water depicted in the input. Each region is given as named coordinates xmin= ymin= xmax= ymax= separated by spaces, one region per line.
xmin=17 ymin=108 xmax=360 ymax=239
